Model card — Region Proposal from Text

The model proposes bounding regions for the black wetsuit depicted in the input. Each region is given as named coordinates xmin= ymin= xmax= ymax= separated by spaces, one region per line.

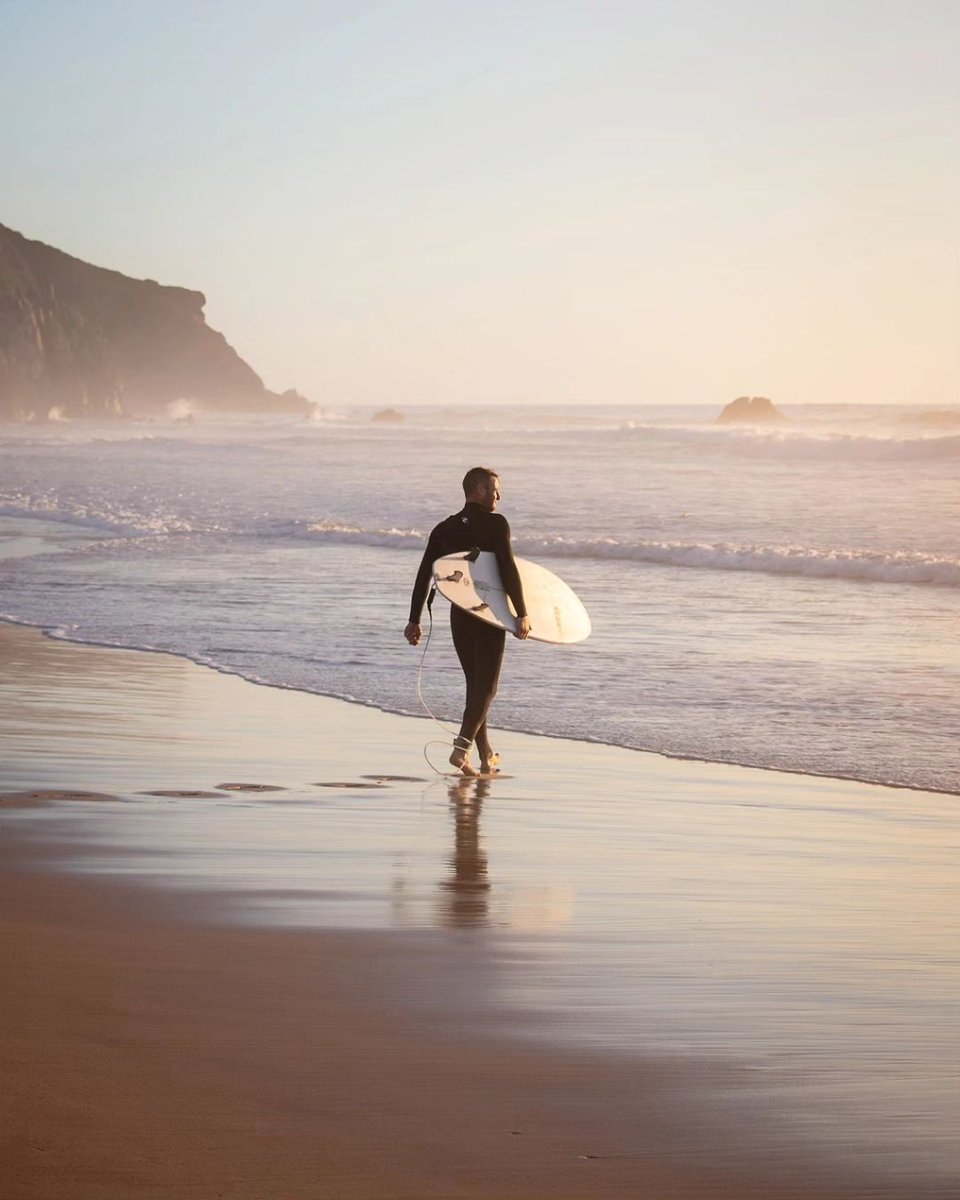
xmin=410 ymin=502 xmax=527 ymax=747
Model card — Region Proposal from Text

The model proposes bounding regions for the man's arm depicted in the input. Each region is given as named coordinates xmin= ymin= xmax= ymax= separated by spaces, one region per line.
xmin=405 ymin=528 xmax=441 ymax=645
xmin=491 ymin=515 xmax=530 ymax=639
xmin=409 ymin=537 xmax=437 ymax=624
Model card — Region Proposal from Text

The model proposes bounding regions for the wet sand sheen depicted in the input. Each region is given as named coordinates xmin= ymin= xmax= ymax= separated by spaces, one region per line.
xmin=1 ymin=621 xmax=957 ymax=1197
xmin=2 ymin=837 xmax=880 ymax=1200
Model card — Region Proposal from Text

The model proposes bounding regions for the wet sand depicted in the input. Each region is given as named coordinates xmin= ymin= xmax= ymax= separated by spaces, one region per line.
xmin=1 ymin=622 xmax=956 ymax=1198
xmin=3 ymin=837 xmax=830 ymax=1200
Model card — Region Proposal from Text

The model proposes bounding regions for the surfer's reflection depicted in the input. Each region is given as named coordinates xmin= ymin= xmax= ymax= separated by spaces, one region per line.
xmin=437 ymin=777 xmax=492 ymax=928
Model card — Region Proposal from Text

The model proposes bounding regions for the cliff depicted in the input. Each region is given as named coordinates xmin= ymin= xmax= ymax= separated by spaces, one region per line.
xmin=0 ymin=223 xmax=310 ymax=420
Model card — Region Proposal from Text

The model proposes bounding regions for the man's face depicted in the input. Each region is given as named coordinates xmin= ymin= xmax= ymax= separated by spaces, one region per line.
xmin=478 ymin=475 xmax=501 ymax=512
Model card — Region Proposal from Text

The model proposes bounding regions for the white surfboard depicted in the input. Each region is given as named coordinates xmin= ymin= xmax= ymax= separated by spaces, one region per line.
xmin=432 ymin=551 xmax=591 ymax=645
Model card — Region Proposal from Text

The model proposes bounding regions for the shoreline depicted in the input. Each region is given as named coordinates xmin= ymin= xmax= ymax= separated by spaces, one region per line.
xmin=3 ymin=613 xmax=956 ymax=800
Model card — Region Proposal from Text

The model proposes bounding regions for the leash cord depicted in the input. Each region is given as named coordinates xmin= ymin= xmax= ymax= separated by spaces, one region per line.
xmin=416 ymin=597 xmax=457 ymax=774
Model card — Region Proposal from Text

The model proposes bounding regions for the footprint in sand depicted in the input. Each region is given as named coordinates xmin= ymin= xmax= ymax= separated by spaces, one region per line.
xmin=0 ymin=790 xmax=120 ymax=805
xmin=215 ymin=783 xmax=288 ymax=792
xmin=313 ymin=781 xmax=390 ymax=790
xmin=361 ymin=774 xmax=429 ymax=783
xmin=140 ymin=790 xmax=225 ymax=799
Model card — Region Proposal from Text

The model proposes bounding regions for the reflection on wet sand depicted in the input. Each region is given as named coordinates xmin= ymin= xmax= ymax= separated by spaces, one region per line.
xmin=437 ymin=777 xmax=492 ymax=928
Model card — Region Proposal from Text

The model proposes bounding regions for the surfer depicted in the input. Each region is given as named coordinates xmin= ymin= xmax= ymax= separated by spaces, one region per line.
xmin=405 ymin=467 xmax=530 ymax=776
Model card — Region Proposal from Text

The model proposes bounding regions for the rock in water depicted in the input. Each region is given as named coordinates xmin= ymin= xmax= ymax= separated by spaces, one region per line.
xmin=717 ymin=396 xmax=784 ymax=423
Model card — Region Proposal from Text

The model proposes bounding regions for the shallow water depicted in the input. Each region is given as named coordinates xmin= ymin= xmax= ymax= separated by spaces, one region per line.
xmin=2 ymin=402 xmax=958 ymax=793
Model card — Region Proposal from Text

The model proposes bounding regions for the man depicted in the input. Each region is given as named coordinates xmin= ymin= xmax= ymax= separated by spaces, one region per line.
xmin=405 ymin=467 xmax=531 ymax=776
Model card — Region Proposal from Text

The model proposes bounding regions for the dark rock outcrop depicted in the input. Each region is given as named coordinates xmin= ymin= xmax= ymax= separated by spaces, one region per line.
xmin=372 ymin=407 xmax=404 ymax=423
xmin=0 ymin=223 xmax=310 ymax=420
xmin=717 ymin=396 xmax=784 ymax=423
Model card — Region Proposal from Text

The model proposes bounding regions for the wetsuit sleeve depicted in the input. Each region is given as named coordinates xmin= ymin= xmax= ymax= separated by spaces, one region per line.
xmin=409 ymin=527 xmax=443 ymax=623
xmin=491 ymin=516 xmax=527 ymax=619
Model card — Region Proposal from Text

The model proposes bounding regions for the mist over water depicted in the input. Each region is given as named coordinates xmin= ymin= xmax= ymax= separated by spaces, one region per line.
xmin=1 ymin=402 xmax=958 ymax=794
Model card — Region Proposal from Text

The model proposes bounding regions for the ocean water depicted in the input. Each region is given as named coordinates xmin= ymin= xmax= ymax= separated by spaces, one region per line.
xmin=1 ymin=402 xmax=958 ymax=794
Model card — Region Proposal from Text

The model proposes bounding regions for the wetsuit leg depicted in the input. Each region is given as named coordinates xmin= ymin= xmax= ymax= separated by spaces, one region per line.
xmin=475 ymin=719 xmax=493 ymax=759
xmin=450 ymin=606 xmax=506 ymax=745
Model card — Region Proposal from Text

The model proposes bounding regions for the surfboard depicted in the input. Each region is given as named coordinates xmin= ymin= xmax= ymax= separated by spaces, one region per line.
xmin=432 ymin=551 xmax=591 ymax=645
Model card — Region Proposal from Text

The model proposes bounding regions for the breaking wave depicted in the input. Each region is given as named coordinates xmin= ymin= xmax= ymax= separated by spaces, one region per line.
xmin=0 ymin=499 xmax=213 ymax=537
xmin=298 ymin=523 xmax=960 ymax=588
xmin=520 ymin=536 xmax=960 ymax=587
xmin=300 ymin=518 xmax=426 ymax=549
xmin=4 ymin=499 xmax=957 ymax=589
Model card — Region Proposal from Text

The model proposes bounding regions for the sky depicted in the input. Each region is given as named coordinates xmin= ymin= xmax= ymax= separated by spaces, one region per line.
xmin=2 ymin=0 xmax=957 ymax=406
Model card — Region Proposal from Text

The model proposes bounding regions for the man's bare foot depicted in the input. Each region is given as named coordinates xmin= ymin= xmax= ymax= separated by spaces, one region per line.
xmin=479 ymin=750 xmax=501 ymax=775
xmin=451 ymin=738 xmax=480 ymax=777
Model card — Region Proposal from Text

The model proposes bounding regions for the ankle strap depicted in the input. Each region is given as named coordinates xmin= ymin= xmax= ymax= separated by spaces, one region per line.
xmin=453 ymin=735 xmax=472 ymax=749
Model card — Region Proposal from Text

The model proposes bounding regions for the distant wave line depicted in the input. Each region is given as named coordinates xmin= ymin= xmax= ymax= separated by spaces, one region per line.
xmin=3 ymin=503 xmax=957 ymax=588
xmin=522 ymin=535 xmax=960 ymax=587
xmin=301 ymin=523 xmax=960 ymax=588
xmin=611 ymin=424 xmax=960 ymax=460
xmin=3 ymin=423 xmax=959 ymax=459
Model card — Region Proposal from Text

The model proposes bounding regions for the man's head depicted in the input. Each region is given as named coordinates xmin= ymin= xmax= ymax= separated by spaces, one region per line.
xmin=462 ymin=466 xmax=501 ymax=512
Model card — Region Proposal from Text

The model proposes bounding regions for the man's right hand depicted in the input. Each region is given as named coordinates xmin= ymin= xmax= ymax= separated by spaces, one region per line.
xmin=404 ymin=622 xmax=422 ymax=646
xmin=514 ymin=615 xmax=531 ymax=640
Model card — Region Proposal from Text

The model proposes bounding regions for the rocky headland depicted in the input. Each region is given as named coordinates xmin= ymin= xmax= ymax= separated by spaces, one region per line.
xmin=0 ymin=223 xmax=310 ymax=421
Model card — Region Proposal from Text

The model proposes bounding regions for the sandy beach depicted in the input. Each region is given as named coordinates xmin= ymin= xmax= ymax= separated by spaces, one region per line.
xmin=2 ymin=621 xmax=957 ymax=1199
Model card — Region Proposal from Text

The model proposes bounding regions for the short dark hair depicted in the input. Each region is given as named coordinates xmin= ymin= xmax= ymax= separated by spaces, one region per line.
xmin=462 ymin=466 xmax=499 ymax=497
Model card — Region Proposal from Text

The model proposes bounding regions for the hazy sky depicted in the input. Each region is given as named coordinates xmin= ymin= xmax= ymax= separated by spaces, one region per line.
xmin=3 ymin=1 xmax=957 ymax=405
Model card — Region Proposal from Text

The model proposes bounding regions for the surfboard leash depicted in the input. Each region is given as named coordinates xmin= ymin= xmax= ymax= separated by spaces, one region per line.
xmin=416 ymin=589 xmax=459 ymax=775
